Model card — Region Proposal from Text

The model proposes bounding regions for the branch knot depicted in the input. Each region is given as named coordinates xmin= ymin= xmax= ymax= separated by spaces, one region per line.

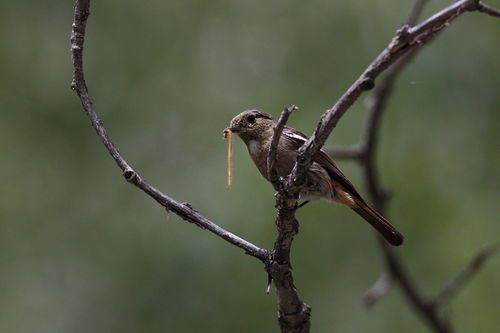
xmin=123 ymin=168 xmax=136 ymax=182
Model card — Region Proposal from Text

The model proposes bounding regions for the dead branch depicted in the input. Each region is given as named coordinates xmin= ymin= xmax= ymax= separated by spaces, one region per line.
xmin=325 ymin=0 xmax=498 ymax=332
xmin=70 ymin=0 xmax=499 ymax=332
xmin=268 ymin=105 xmax=299 ymax=185
xmin=431 ymin=244 xmax=497 ymax=307
xmin=70 ymin=0 xmax=269 ymax=263
xmin=289 ymin=0 xmax=499 ymax=191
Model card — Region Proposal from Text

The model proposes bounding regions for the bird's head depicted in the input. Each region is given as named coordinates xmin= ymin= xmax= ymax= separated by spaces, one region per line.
xmin=223 ymin=110 xmax=275 ymax=143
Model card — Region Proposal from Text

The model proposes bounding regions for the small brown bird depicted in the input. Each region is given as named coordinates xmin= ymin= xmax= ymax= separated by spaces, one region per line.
xmin=224 ymin=110 xmax=404 ymax=246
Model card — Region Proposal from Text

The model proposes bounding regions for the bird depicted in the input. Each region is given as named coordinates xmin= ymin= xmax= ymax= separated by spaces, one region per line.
xmin=223 ymin=109 xmax=404 ymax=246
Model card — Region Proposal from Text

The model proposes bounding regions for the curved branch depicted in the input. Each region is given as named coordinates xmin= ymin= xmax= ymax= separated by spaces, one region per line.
xmin=325 ymin=1 xmax=498 ymax=332
xmin=71 ymin=1 xmax=309 ymax=331
xmin=289 ymin=0 xmax=494 ymax=189
xmin=70 ymin=0 xmax=269 ymax=263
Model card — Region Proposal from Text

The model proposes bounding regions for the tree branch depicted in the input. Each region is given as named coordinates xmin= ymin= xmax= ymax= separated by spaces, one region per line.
xmin=265 ymin=105 xmax=311 ymax=332
xmin=379 ymin=239 xmax=452 ymax=331
xmin=268 ymin=196 xmax=311 ymax=333
xmin=406 ymin=0 xmax=429 ymax=26
xmin=431 ymin=244 xmax=497 ymax=307
xmin=289 ymin=0 xmax=495 ymax=191
xmin=324 ymin=1 xmax=498 ymax=332
xmin=70 ymin=0 xmax=498 ymax=332
xmin=476 ymin=1 xmax=500 ymax=18
xmin=268 ymin=105 xmax=299 ymax=185
xmin=363 ymin=272 xmax=394 ymax=307
xmin=70 ymin=0 xmax=269 ymax=263
xmin=324 ymin=145 xmax=364 ymax=159
xmin=71 ymin=1 xmax=311 ymax=331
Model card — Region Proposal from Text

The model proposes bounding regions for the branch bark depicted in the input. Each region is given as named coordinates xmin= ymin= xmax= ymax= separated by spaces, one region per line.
xmin=267 ymin=105 xmax=311 ymax=333
xmin=70 ymin=0 xmax=269 ymax=263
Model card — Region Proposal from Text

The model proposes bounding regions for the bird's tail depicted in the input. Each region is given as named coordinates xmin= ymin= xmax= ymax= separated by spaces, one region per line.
xmin=351 ymin=201 xmax=404 ymax=246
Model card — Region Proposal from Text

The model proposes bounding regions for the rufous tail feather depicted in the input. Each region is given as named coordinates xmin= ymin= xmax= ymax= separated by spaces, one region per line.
xmin=351 ymin=200 xmax=404 ymax=246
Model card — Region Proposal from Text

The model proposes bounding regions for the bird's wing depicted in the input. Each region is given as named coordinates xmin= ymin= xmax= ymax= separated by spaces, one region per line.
xmin=314 ymin=150 xmax=364 ymax=200
xmin=281 ymin=127 xmax=309 ymax=149
xmin=281 ymin=126 xmax=364 ymax=200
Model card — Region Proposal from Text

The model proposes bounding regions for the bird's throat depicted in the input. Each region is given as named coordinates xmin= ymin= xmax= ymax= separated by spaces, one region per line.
xmin=248 ymin=140 xmax=260 ymax=157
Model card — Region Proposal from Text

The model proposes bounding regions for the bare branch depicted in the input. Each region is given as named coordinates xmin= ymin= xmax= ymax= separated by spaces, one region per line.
xmin=268 ymin=105 xmax=299 ymax=184
xmin=406 ymin=0 xmax=429 ymax=26
xmin=269 ymin=189 xmax=311 ymax=333
xmin=70 ymin=0 xmax=499 ymax=332
xmin=323 ymin=0 xmax=499 ymax=331
xmin=363 ymin=272 xmax=394 ymax=308
xmin=326 ymin=42 xmax=418 ymax=163
xmin=289 ymin=0 xmax=492 ymax=190
xmin=324 ymin=145 xmax=364 ymax=159
xmin=267 ymin=105 xmax=311 ymax=332
xmin=264 ymin=105 xmax=312 ymax=332
xmin=477 ymin=1 xmax=500 ymax=17
xmin=70 ymin=0 xmax=270 ymax=263
xmin=353 ymin=0 xmax=434 ymax=314
xmin=431 ymin=244 xmax=497 ymax=307
xmin=379 ymin=239 xmax=452 ymax=331
xmin=71 ymin=1 xmax=310 ymax=331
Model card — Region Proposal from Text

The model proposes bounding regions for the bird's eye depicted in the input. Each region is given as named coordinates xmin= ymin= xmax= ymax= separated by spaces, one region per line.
xmin=247 ymin=115 xmax=256 ymax=124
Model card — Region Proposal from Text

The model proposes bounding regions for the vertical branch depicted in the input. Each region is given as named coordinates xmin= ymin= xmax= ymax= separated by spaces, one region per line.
xmin=269 ymin=201 xmax=312 ymax=333
xmin=267 ymin=106 xmax=311 ymax=333
xmin=268 ymin=105 xmax=299 ymax=185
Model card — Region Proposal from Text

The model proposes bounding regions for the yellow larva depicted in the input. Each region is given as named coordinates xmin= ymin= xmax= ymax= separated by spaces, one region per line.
xmin=223 ymin=129 xmax=233 ymax=188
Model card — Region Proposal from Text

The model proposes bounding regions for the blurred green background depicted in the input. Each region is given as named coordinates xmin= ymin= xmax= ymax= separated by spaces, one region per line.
xmin=1 ymin=0 xmax=499 ymax=332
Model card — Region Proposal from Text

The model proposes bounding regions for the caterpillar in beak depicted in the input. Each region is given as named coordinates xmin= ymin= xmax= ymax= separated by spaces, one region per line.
xmin=223 ymin=129 xmax=233 ymax=188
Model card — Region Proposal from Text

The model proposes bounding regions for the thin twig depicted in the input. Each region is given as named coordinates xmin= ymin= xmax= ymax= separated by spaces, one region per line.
xmin=70 ymin=0 xmax=270 ymax=263
xmin=431 ymin=244 xmax=497 ymax=307
xmin=477 ymin=1 xmax=500 ymax=17
xmin=324 ymin=145 xmax=364 ymax=159
xmin=363 ymin=272 xmax=394 ymax=307
xmin=406 ymin=0 xmax=429 ymax=26
xmin=379 ymin=239 xmax=451 ymax=331
xmin=268 ymin=105 xmax=299 ymax=184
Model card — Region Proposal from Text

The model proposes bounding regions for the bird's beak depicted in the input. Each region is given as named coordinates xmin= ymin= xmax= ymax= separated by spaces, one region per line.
xmin=224 ymin=126 xmax=241 ymax=133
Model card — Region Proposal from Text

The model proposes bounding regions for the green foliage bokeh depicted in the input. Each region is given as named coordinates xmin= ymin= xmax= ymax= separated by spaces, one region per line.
xmin=0 ymin=0 xmax=499 ymax=332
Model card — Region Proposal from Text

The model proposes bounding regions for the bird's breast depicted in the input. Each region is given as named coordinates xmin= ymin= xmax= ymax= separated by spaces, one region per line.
xmin=248 ymin=140 xmax=260 ymax=156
